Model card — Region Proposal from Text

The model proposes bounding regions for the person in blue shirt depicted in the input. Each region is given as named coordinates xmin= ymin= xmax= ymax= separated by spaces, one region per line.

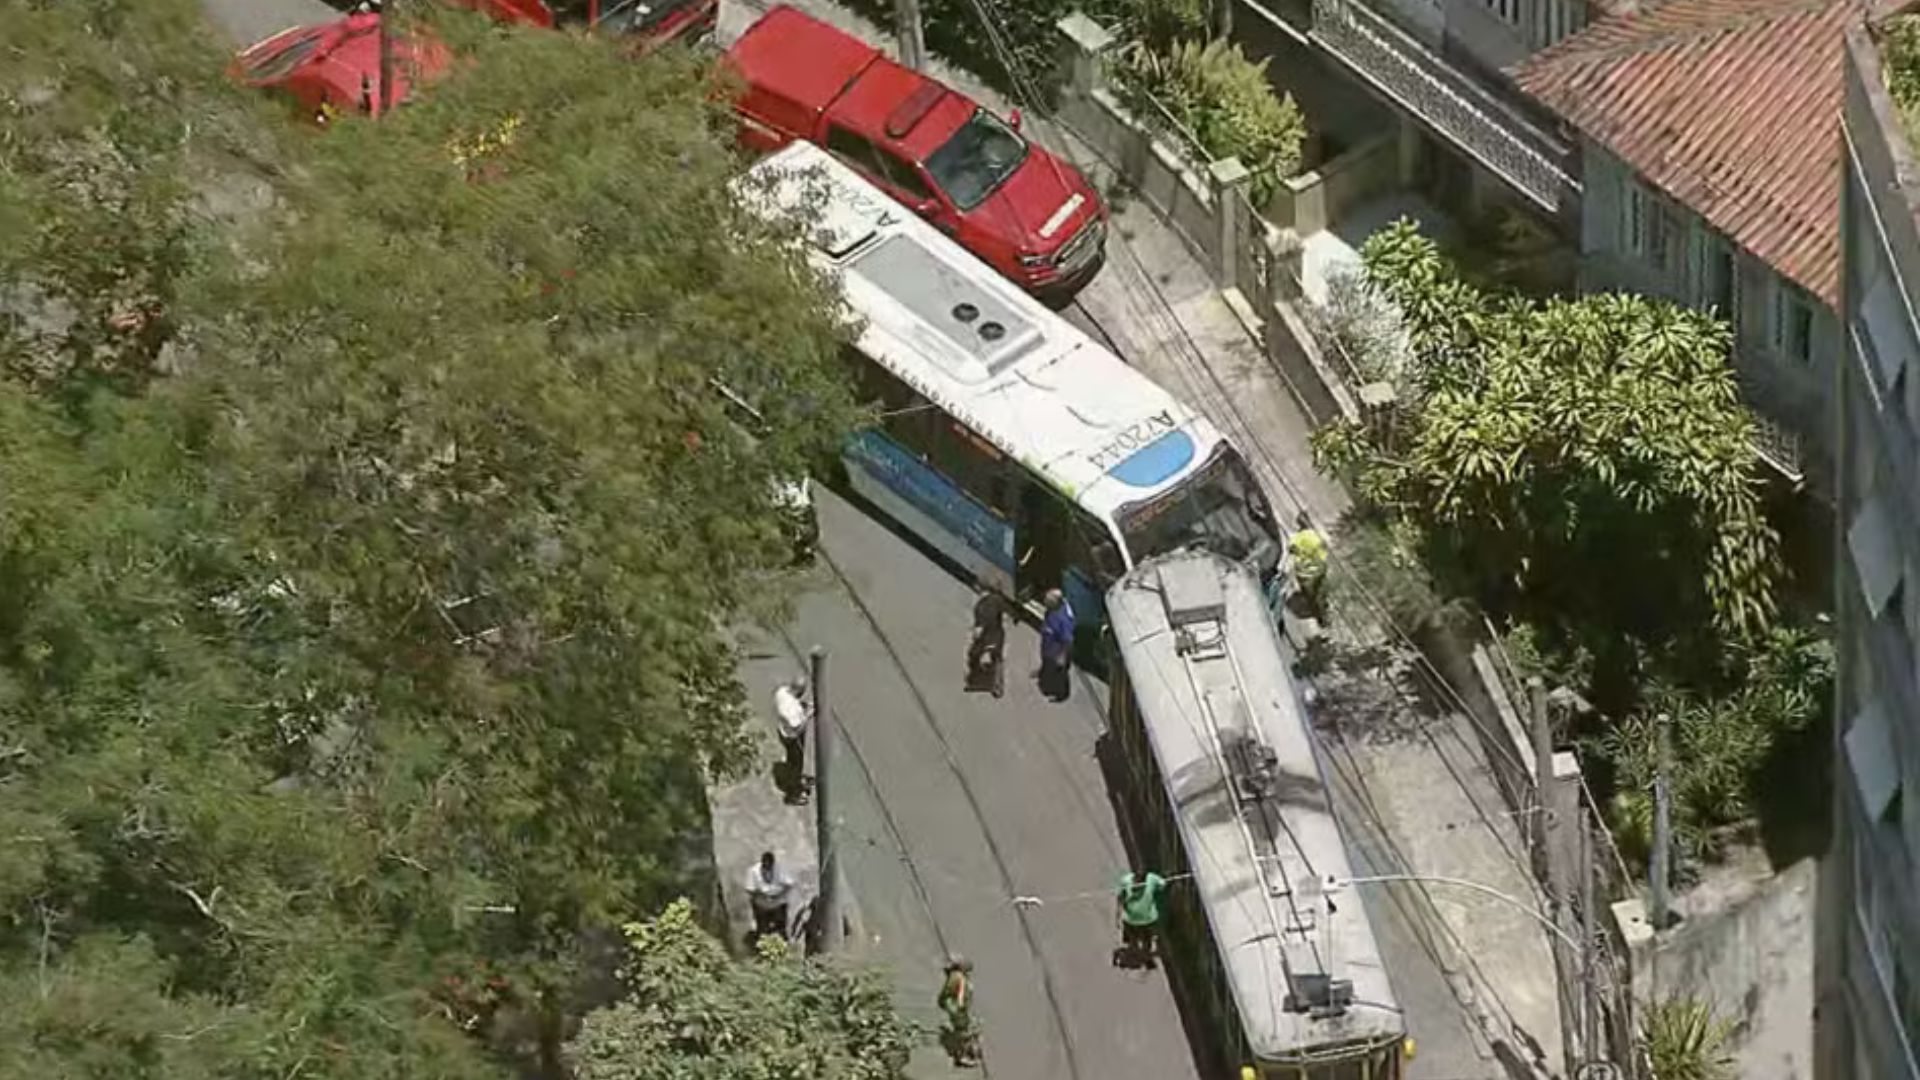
xmin=1038 ymin=588 xmax=1076 ymax=702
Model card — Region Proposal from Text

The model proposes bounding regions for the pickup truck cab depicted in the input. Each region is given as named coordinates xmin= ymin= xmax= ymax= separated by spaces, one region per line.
xmin=233 ymin=12 xmax=449 ymax=121
xmin=724 ymin=5 xmax=1107 ymax=305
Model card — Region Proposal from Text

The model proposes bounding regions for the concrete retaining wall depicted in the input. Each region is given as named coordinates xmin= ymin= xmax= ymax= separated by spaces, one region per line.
xmin=1269 ymin=132 xmax=1401 ymax=237
xmin=1622 ymin=856 xmax=1816 ymax=1080
xmin=1054 ymin=12 xmax=1364 ymax=428
xmin=1056 ymin=84 xmax=1221 ymax=271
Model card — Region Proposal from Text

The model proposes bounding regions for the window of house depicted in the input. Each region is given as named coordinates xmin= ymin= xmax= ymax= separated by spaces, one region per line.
xmin=1619 ymin=179 xmax=1682 ymax=276
xmin=1849 ymin=493 xmax=1902 ymax=617
xmin=1772 ymin=281 xmax=1817 ymax=364
xmin=1539 ymin=0 xmax=1579 ymax=45
xmin=1648 ymin=203 xmax=1679 ymax=274
xmin=1701 ymin=235 xmax=1737 ymax=320
xmin=1622 ymin=180 xmax=1647 ymax=258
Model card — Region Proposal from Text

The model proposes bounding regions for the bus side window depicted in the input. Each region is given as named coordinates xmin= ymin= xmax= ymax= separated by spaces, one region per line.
xmin=924 ymin=418 xmax=1014 ymax=518
xmin=852 ymin=352 xmax=936 ymax=455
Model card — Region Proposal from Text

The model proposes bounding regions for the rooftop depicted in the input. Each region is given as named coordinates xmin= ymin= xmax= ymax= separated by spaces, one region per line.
xmin=1512 ymin=0 xmax=1857 ymax=307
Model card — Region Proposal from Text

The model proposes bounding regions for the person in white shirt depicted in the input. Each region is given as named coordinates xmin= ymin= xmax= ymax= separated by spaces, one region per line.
xmin=745 ymin=850 xmax=796 ymax=943
xmin=772 ymin=677 xmax=812 ymax=805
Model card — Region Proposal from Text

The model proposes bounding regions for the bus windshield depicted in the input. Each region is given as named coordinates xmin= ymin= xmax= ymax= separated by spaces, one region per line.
xmin=1115 ymin=445 xmax=1279 ymax=573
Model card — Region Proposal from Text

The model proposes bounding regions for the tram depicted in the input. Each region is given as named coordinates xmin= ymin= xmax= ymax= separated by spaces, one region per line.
xmin=1106 ymin=549 xmax=1409 ymax=1079
xmin=737 ymin=142 xmax=1282 ymax=632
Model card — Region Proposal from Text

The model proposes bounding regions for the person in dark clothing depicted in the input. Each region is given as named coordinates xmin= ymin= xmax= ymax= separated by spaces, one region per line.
xmin=1038 ymin=588 xmax=1076 ymax=702
xmin=967 ymin=589 xmax=1010 ymax=697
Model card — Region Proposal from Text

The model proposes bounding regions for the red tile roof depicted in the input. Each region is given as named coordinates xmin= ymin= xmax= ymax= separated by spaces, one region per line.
xmin=1511 ymin=0 xmax=1859 ymax=307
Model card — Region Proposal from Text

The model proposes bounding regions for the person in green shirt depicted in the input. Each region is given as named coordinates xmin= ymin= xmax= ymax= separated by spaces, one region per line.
xmin=1116 ymin=870 xmax=1170 ymax=968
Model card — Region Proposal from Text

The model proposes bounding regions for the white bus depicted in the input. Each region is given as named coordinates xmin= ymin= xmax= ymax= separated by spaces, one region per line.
xmin=738 ymin=141 xmax=1282 ymax=635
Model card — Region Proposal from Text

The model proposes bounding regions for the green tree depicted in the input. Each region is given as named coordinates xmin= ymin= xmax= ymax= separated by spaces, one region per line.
xmin=1312 ymin=221 xmax=1781 ymax=656
xmin=1 ymin=3 xmax=864 ymax=1076
xmin=568 ymin=900 xmax=917 ymax=1080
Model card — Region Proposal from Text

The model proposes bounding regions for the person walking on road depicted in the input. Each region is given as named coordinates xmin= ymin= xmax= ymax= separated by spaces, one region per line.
xmin=1038 ymin=588 xmax=1075 ymax=702
xmin=771 ymin=677 xmax=812 ymax=805
xmin=966 ymin=587 xmax=1010 ymax=697
xmin=745 ymin=850 xmax=796 ymax=946
xmin=1287 ymin=511 xmax=1329 ymax=618
xmin=1115 ymin=869 xmax=1169 ymax=969
xmin=937 ymin=954 xmax=981 ymax=1066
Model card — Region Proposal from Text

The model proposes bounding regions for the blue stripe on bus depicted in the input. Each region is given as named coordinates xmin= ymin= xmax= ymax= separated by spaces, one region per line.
xmin=1107 ymin=430 xmax=1195 ymax=488
xmin=844 ymin=429 xmax=1017 ymax=575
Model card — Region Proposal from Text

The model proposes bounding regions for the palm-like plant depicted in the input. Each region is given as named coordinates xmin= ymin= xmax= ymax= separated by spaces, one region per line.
xmin=1642 ymin=995 xmax=1737 ymax=1080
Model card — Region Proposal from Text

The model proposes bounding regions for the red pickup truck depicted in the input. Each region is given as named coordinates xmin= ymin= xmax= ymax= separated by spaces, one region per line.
xmin=725 ymin=6 xmax=1107 ymax=305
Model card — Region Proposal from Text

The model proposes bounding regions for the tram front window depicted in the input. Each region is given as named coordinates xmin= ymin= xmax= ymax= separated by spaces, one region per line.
xmin=1117 ymin=445 xmax=1279 ymax=572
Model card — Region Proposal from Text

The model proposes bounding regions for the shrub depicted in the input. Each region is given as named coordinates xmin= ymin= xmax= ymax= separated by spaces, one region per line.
xmin=1642 ymin=995 xmax=1737 ymax=1080
xmin=1326 ymin=516 xmax=1443 ymax=631
xmin=1303 ymin=264 xmax=1418 ymax=397
xmin=1594 ymin=624 xmax=1832 ymax=863
xmin=1113 ymin=38 xmax=1305 ymax=202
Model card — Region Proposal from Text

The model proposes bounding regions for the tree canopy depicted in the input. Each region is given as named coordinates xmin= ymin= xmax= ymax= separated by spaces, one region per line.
xmin=0 ymin=2 xmax=875 ymax=1076
xmin=567 ymin=900 xmax=917 ymax=1080
xmin=1312 ymin=221 xmax=1781 ymax=652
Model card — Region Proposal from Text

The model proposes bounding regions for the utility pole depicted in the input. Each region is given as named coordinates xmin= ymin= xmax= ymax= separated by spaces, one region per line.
xmin=378 ymin=0 xmax=397 ymax=116
xmin=1651 ymin=711 xmax=1674 ymax=930
xmin=1530 ymin=677 xmax=1576 ymax=1076
xmin=895 ymin=0 xmax=926 ymax=71
xmin=1578 ymin=810 xmax=1600 ymax=1061
xmin=811 ymin=647 xmax=843 ymax=953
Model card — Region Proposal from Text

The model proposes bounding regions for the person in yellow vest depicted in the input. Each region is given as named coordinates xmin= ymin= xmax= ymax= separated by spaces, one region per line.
xmin=937 ymin=954 xmax=980 ymax=1066
xmin=1287 ymin=511 xmax=1329 ymax=618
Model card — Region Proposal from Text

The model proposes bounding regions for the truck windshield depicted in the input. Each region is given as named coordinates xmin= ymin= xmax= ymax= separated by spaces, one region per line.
xmin=924 ymin=109 xmax=1029 ymax=211
xmin=1116 ymin=445 xmax=1280 ymax=575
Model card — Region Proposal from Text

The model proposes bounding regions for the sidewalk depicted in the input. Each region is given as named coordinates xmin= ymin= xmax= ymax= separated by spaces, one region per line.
xmin=709 ymin=660 xmax=834 ymax=953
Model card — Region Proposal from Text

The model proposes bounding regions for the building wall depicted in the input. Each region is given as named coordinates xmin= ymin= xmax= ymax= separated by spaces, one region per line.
xmin=1824 ymin=25 xmax=1920 ymax=1080
xmin=1576 ymin=145 xmax=1840 ymax=483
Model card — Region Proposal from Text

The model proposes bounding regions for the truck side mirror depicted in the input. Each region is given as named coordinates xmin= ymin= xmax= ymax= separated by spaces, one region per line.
xmin=1008 ymin=108 xmax=1022 ymax=132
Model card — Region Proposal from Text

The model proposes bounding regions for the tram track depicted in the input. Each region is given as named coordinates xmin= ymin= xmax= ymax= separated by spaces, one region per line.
xmin=785 ymin=542 xmax=1089 ymax=1080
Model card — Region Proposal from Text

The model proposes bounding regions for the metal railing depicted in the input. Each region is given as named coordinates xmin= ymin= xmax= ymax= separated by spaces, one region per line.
xmin=1308 ymin=0 xmax=1578 ymax=215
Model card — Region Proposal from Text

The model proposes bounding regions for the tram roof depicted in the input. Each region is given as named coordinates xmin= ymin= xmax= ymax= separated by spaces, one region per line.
xmin=738 ymin=142 xmax=1225 ymax=519
xmin=1105 ymin=551 xmax=1404 ymax=1062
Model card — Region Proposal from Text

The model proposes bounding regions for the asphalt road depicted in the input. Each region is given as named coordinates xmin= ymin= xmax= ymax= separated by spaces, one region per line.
xmin=201 ymin=0 xmax=339 ymax=48
xmin=740 ymin=488 xmax=1205 ymax=1080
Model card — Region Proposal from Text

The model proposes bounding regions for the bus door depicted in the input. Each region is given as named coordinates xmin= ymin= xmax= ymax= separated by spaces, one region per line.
xmin=1016 ymin=483 xmax=1070 ymax=608
xmin=1016 ymin=482 xmax=1122 ymax=653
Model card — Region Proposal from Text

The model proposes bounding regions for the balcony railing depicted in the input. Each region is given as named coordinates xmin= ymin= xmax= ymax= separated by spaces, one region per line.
xmin=1309 ymin=0 xmax=1578 ymax=215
